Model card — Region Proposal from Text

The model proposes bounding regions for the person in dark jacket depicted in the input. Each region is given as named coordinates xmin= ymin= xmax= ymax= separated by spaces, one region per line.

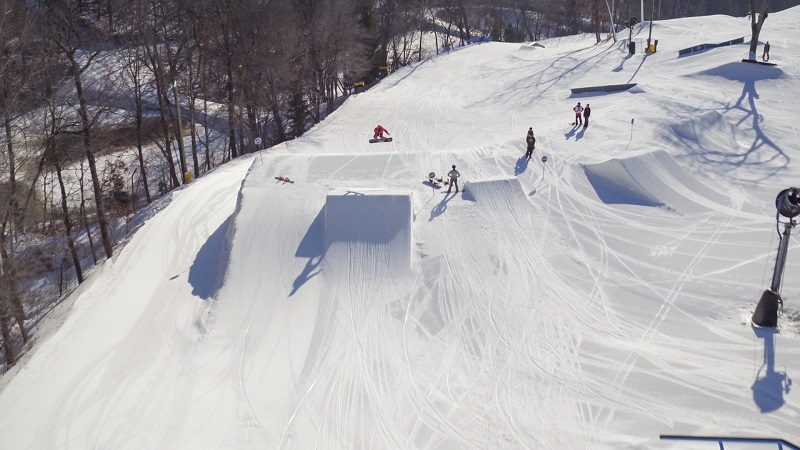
xmin=582 ymin=104 xmax=591 ymax=128
xmin=447 ymin=165 xmax=460 ymax=194
xmin=525 ymin=128 xmax=535 ymax=160
xmin=762 ymin=41 xmax=771 ymax=61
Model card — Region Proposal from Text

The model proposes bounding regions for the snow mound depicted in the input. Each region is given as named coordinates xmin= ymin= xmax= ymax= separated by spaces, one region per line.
xmin=463 ymin=177 xmax=528 ymax=207
xmin=583 ymin=150 xmax=727 ymax=212
xmin=324 ymin=189 xmax=413 ymax=269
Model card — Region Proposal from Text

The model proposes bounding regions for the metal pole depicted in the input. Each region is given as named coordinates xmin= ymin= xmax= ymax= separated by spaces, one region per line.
xmin=173 ymin=80 xmax=187 ymax=183
xmin=770 ymin=221 xmax=794 ymax=293
xmin=641 ymin=0 xmax=644 ymax=31
xmin=647 ymin=0 xmax=654 ymax=50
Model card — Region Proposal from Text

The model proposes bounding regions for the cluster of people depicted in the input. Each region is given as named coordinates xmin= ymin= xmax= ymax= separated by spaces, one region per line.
xmin=523 ymin=102 xmax=593 ymax=161
xmin=572 ymin=102 xmax=591 ymax=128
xmin=376 ymin=103 xmax=600 ymax=194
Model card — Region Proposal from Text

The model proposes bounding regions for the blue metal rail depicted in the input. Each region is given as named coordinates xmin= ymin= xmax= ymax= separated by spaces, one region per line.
xmin=660 ymin=434 xmax=800 ymax=449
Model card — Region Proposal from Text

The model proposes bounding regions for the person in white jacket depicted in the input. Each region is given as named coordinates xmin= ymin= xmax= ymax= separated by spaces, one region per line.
xmin=447 ymin=165 xmax=461 ymax=194
xmin=573 ymin=102 xmax=584 ymax=126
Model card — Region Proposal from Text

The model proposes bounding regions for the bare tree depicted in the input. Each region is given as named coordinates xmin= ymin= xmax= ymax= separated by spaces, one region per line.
xmin=1 ymin=0 xmax=40 ymax=365
xmin=119 ymin=0 xmax=153 ymax=203
xmin=42 ymin=0 xmax=115 ymax=259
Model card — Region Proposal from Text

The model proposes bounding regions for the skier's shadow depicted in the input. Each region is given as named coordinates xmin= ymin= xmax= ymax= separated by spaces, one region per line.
xmin=565 ymin=126 xmax=578 ymax=139
xmin=575 ymin=126 xmax=586 ymax=140
xmin=429 ymin=193 xmax=455 ymax=221
xmin=515 ymin=155 xmax=529 ymax=175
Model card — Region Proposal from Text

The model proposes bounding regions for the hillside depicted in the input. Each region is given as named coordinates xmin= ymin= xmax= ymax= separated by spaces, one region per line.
xmin=1 ymin=9 xmax=800 ymax=449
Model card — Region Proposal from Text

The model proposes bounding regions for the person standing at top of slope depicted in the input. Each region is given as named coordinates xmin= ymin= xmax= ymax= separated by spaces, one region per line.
xmin=573 ymin=102 xmax=584 ymax=126
xmin=582 ymin=104 xmax=591 ymax=128
xmin=762 ymin=41 xmax=771 ymax=61
xmin=373 ymin=125 xmax=390 ymax=141
xmin=525 ymin=128 xmax=536 ymax=160
xmin=447 ymin=165 xmax=461 ymax=194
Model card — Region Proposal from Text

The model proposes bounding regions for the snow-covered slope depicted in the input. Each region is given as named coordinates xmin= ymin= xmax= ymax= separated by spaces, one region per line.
xmin=2 ymin=8 xmax=800 ymax=449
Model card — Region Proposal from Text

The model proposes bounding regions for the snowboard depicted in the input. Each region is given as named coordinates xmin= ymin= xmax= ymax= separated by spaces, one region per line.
xmin=369 ymin=137 xmax=393 ymax=143
xmin=275 ymin=176 xmax=295 ymax=183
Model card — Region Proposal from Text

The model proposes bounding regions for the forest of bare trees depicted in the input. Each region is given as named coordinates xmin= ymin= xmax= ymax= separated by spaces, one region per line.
xmin=0 ymin=0 xmax=781 ymax=366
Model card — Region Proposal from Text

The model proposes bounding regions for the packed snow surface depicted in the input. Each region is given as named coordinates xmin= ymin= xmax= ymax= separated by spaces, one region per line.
xmin=2 ymin=9 xmax=800 ymax=449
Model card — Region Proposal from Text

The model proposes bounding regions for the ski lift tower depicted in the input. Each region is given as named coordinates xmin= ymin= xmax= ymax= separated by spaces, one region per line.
xmin=752 ymin=188 xmax=800 ymax=328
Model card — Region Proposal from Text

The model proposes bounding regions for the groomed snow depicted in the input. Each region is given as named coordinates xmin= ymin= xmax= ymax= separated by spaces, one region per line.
xmin=2 ymin=8 xmax=800 ymax=449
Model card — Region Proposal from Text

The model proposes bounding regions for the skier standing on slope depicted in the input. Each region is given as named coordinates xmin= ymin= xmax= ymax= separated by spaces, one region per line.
xmin=582 ymin=104 xmax=591 ymax=128
xmin=573 ymin=102 xmax=584 ymax=126
xmin=373 ymin=125 xmax=390 ymax=141
xmin=447 ymin=165 xmax=461 ymax=194
xmin=525 ymin=128 xmax=536 ymax=160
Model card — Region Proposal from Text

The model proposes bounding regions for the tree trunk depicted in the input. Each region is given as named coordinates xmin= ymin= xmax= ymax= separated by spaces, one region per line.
xmin=4 ymin=117 xmax=18 ymax=228
xmin=748 ymin=1 xmax=769 ymax=59
xmin=0 ymin=232 xmax=27 ymax=346
xmin=55 ymin=162 xmax=84 ymax=284
xmin=155 ymin=82 xmax=180 ymax=188
xmin=188 ymin=64 xmax=200 ymax=178
xmin=226 ymin=63 xmax=238 ymax=160
xmin=71 ymin=62 xmax=114 ymax=259
xmin=605 ymin=0 xmax=617 ymax=43
xmin=134 ymin=76 xmax=152 ymax=204
xmin=0 ymin=308 xmax=15 ymax=365
xmin=203 ymin=95 xmax=212 ymax=171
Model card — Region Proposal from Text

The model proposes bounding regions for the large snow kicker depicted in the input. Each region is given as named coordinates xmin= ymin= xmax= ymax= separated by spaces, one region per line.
xmin=582 ymin=150 xmax=728 ymax=212
xmin=324 ymin=189 xmax=413 ymax=270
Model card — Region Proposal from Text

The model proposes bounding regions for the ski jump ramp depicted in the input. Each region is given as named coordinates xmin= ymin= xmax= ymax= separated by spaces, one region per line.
xmin=582 ymin=150 xmax=728 ymax=213
xmin=324 ymin=189 xmax=413 ymax=270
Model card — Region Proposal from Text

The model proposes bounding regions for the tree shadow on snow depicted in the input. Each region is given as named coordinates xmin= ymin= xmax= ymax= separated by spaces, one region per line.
xmin=681 ymin=62 xmax=788 ymax=181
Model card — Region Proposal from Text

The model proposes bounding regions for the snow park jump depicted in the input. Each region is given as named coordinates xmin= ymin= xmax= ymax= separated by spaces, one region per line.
xmin=324 ymin=189 xmax=412 ymax=270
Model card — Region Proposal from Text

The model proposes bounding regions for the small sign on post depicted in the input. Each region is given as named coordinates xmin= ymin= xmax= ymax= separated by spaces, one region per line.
xmin=541 ymin=155 xmax=548 ymax=179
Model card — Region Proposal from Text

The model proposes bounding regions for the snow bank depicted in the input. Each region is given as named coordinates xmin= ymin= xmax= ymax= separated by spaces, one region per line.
xmin=583 ymin=150 xmax=727 ymax=212
xmin=324 ymin=189 xmax=413 ymax=270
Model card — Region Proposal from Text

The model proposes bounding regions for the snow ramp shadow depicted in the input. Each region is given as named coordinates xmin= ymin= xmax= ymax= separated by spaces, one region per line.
xmin=582 ymin=150 xmax=727 ymax=213
xmin=324 ymin=189 xmax=412 ymax=270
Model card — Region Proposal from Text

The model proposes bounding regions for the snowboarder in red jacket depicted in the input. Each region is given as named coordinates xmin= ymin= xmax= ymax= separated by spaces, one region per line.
xmin=373 ymin=125 xmax=390 ymax=141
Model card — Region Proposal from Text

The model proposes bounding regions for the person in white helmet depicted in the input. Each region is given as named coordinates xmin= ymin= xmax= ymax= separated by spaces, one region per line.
xmin=572 ymin=102 xmax=584 ymax=126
